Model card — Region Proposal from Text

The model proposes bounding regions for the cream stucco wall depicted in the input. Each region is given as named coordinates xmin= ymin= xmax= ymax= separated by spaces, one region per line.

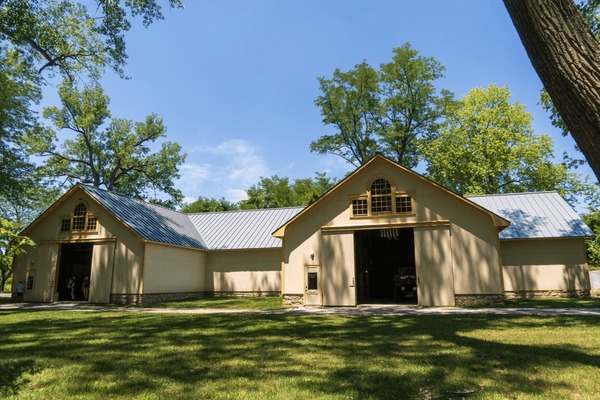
xmin=414 ymin=226 xmax=455 ymax=306
xmin=16 ymin=243 xmax=59 ymax=303
xmin=281 ymin=157 xmax=504 ymax=306
xmin=143 ymin=243 xmax=206 ymax=293
xmin=501 ymin=238 xmax=590 ymax=292
xmin=12 ymin=187 xmax=145 ymax=303
xmin=206 ymin=248 xmax=281 ymax=293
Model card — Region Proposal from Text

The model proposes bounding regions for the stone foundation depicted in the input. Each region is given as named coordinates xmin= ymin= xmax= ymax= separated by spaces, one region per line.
xmin=455 ymin=294 xmax=505 ymax=306
xmin=504 ymin=289 xmax=590 ymax=299
xmin=283 ymin=294 xmax=304 ymax=307
xmin=110 ymin=293 xmax=144 ymax=305
xmin=111 ymin=292 xmax=203 ymax=305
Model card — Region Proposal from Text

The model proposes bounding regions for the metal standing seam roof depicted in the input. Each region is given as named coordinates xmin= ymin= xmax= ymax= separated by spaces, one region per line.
xmin=81 ymin=185 xmax=207 ymax=249
xmin=467 ymin=191 xmax=593 ymax=239
xmin=188 ymin=207 xmax=305 ymax=250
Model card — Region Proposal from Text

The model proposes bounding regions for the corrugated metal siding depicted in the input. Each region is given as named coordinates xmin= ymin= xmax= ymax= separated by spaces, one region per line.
xmin=467 ymin=192 xmax=593 ymax=239
xmin=81 ymin=185 xmax=207 ymax=249
xmin=189 ymin=207 xmax=304 ymax=250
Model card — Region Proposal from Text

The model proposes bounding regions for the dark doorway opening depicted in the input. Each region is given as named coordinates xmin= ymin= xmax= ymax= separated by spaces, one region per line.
xmin=57 ymin=243 xmax=93 ymax=301
xmin=355 ymin=228 xmax=417 ymax=304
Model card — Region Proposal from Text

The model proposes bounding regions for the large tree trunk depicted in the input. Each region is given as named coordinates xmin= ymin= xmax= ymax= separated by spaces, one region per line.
xmin=503 ymin=0 xmax=600 ymax=182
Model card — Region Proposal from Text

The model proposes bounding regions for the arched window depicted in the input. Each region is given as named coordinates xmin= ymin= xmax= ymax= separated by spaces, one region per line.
xmin=350 ymin=177 xmax=415 ymax=217
xmin=72 ymin=203 xmax=87 ymax=230
xmin=370 ymin=178 xmax=392 ymax=213
xmin=60 ymin=202 xmax=98 ymax=232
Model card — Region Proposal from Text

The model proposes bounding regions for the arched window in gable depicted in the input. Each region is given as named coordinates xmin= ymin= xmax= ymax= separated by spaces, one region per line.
xmin=60 ymin=202 xmax=98 ymax=233
xmin=350 ymin=177 xmax=415 ymax=217
xmin=72 ymin=203 xmax=87 ymax=230
xmin=370 ymin=178 xmax=392 ymax=213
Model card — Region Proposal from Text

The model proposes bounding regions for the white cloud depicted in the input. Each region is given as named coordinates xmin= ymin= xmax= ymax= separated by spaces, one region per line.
xmin=225 ymin=188 xmax=249 ymax=202
xmin=176 ymin=139 xmax=269 ymax=203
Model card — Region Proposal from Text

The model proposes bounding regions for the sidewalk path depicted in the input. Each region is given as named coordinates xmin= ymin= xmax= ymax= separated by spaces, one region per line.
xmin=2 ymin=300 xmax=600 ymax=316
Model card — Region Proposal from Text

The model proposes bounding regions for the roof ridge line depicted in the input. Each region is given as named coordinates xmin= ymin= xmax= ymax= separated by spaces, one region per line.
xmin=186 ymin=205 xmax=306 ymax=216
xmin=80 ymin=183 xmax=186 ymax=215
xmin=466 ymin=191 xmax=559 ymax=198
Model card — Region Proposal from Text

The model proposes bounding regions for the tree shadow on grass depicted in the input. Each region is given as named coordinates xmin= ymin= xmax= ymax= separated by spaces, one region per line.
xmin=0 ymin=311 xmax=599 ymax=399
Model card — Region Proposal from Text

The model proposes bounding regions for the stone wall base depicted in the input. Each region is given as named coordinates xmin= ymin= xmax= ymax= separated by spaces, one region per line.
xmin=283 ymin=294 xmax=304 ymax=307
xmin=455 ymin=294 xmax=505 ymax=306
xmin=504 ymin=289 xmax=590 ymax=299
xmin=110 ymin=293 xmax=144 ymax=305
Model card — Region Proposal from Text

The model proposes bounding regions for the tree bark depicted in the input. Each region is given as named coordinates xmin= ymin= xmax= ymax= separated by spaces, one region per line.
xmin=503 ymin=0 xmax=600 ymax=182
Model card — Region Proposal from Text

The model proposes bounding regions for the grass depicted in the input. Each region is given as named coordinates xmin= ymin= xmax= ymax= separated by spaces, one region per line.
xmin=145 ymin=295 xmax=600 ymax=310
xmin=1 ymin=310 xmax=599 ymax=399
xmin=502 ymin=297 xmax=600 ymax=308
xmin=145 ymin=295 xmax=286 ymax=310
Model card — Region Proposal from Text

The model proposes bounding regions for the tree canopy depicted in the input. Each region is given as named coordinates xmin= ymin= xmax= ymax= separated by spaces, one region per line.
xmin=22 ymin=82 xmax=186 ymax=207
xmin=311 ymin=43 xmax=454 ymax=168
xmin=583 ymin=208 xmax=600 ymax=269
xmin=0 ymin=0 xmax=184 ymax=211
xmin=0 ymin=0 xmax=183 ymax=82
xmin=423 ymin=84 xmax=593 ymax=204
xmin=240 ymin=173 xmax=336 ymax=210
xmin=181 ymin=197 xmax=239 ymax=213
xmin=0 ymin=217 xmax=34 ymax=291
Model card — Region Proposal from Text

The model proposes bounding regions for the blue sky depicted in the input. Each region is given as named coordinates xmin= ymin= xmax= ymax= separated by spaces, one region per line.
xmin=46 ymin=0 xmax=593 ymax=205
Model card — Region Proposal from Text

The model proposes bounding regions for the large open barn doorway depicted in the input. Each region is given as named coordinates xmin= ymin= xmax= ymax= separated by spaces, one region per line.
xmin=355 ymin=228 xmax=417 ymax=304
xmin=56 ymin=243 xmax=93 ymax=301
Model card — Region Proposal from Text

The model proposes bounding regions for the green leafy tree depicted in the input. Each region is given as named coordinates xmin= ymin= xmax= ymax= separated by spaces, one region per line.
xmin=240 ymin=173 xmax=336 ymax=209
xmin=311 ymin=61 xmax=380 ymax=167
xmin=1 ymin=217 xmax=35 ymax=291
xmin=583 ymin=208 xmax=600 ymax=269
xmin=375 ymin=44 xmax=455 ymax=168
xmin=0 ymin=0 xmax=183 ymax=216
xmin=311 ymin=44 xmax=454 ymax=168
xmin=0 ymin=44 xmax=42 ymax=200
xmin=0 ymin=0 xmax=183 ymax=82
xmin=424 ymin=85 xmax=592 ymax=203
xmin=23 ymin=82 xmax=186 ymax=207
xmin=290 ymin=172 xmax=337 ymax=205
xmin=181 ymin=197 xmax=240 ymax=213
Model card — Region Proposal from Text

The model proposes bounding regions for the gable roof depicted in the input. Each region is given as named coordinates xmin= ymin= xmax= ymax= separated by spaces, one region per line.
xmin=80 ymin=185 xmax=207 ymax=249
xmin=82 ymin=186 xmax=302 ymax=250
xmin=26 ymin=184 xmax=300 ymax=251
xmin=273 ymin=154 xmax=511 ymax=237
xmin=189 ymin=207 xmax=303 ymax=250
xmin=467 ymin=192 xmax=593 ymax=239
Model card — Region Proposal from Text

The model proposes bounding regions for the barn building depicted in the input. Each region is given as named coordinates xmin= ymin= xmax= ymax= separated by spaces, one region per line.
xmin=12 ymin=155 xmax=593 ymax=306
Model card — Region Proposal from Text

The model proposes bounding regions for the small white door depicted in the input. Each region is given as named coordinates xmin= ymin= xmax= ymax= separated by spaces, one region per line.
xmin=305 ymin=265 xmax=322 ymax=306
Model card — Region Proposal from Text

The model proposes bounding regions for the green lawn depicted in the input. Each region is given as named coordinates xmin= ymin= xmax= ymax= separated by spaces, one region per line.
xmin=137 ymin=295 xmax=600 ymax=310
xmin=502 ymin=297 xmax=600 ymax=308
xmin=145 ymin=295 xmax=286 ymax=310
xmin=1 ymin=311 xmax=599 ymax=399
